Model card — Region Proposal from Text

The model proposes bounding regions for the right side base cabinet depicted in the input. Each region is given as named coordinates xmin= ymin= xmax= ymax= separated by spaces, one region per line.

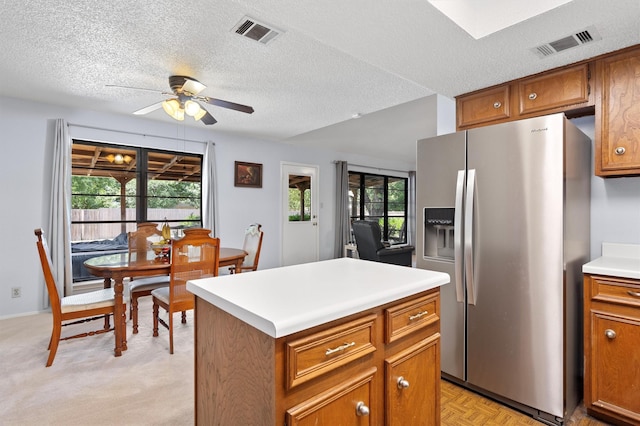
xmin=583 ymin=274 xmax=640 ymax=425
xmin=595 ymin=46 xmax=640 ymax=177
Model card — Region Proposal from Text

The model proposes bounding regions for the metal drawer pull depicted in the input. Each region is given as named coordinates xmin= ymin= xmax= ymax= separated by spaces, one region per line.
xmin=325 ymin=341 xmax=355 ymax=356
xmin=605 ymin=329 xmax=616 ymax=339
xmin=356 ymin=402 xmax=370 ymax=416
xmin=409 ymin=310 xmax=429 ymax=321
xmin=615 ymin=147 xmax=626 ymax=155
xmin=528 ymin=92 xmax=537 ymax=100
xmin=397 ymin=376 xmax=410 ymax=389
xmin=493 ymin=101 xmax=501 ymax=109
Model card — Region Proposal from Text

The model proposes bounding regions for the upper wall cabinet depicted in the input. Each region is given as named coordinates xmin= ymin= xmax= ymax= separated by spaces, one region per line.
xmin=456 ymin=85 xmax=511 ymax=129
xmin=517 ymin=64 xmax=591 ymax=116
xmin=457 ymin=62 xmax=594 ymax=130
xmin=595 ymin=46 xmax=640 ymax=177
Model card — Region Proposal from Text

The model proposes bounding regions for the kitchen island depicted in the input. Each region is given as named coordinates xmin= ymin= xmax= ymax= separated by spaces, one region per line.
xmin=187 ymin=257 xmax=449 ymax=425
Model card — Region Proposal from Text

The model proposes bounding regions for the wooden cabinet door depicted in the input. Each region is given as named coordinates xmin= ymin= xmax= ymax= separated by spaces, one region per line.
xmin=588 ymin=312 xmax=640 ymax=422
xmin=457 ymin=85 xmax=510 ymax=129
xmin=286 ymin=368 xmax=377 ymax=425
xmin=596 ymin=47 xmax=640 ymax=176
xmin=385 ymin=335 xmax=440 ymax=426
xmin=517 ymin=63 xmax=591 ymax=116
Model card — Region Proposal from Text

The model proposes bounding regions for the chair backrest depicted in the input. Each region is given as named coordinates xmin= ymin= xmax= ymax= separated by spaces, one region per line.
xmin=351 ymin=221 xmax=386 ymax=261
xmin=169 ymin=228 xmax=220 ymax=305
xmin=34 ymin=229 xmax=62 ymax=317
xmin=128 ymin=222 xmax=162 ymax=256
xmin=241 ymin=223 xmax=264 ymax=271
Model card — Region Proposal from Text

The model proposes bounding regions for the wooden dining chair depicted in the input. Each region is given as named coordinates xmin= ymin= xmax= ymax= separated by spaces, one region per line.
xmin=152 ymin=228 xmax=220 ymax=354
xmin=128 ymin=222 xmax=171 ymax=334
xmin=229 ymin=223 xmax=264 ymax=274
xmin=34 ymin=228 xmax=125 ymax=367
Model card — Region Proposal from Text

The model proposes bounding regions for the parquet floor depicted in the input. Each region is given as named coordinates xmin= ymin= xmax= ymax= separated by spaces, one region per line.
xmin=441 ymin=380 xmax=611 ymax=425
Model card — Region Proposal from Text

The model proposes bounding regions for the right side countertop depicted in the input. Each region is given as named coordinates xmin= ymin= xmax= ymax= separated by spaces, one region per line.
xmin=583 ymin=243 xmax=640 ymax=279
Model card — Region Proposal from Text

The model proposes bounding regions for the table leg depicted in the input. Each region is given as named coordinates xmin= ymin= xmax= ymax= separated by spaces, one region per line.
xmin=103 ymin=278 xmax=111 ymax=329
xmin=112 ymin=277 xmax=128 ymax=356
xmin=234 ymin=258 xmax=243 ymax=273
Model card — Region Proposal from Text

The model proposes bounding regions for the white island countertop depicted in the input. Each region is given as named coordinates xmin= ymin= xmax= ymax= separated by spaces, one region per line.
xmin=583 ymin=243 xmax=640 ymax=279
xmin=187 ymin=257 xmax=449 ymax=338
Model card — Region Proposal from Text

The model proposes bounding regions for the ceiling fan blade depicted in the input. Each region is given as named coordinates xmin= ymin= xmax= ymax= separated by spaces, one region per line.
xmin=199 ymin=108 xmax=217 ymax=125
xmin=201 ymin=97 xmax=254 ymax=114
xmin=182 ymin=78 xmax=206 ymax=95
xmin=106 ymin=84 xmax=170 ymax=95
xmin=133 ymin=101 xmax=164 ymax=115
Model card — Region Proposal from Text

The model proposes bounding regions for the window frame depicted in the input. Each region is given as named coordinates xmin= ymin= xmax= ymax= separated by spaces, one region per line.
xmin=70 ymin=140 xmax=203 ymax=282
xmin=348 ymin=171 xmax=409 ymax=244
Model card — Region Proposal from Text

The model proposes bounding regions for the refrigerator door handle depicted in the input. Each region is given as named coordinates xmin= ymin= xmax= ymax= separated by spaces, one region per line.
xmin=454 ymin=169 xmax=465 ymax=303
xmin=465 ymin=169 xmax=477 ymax=305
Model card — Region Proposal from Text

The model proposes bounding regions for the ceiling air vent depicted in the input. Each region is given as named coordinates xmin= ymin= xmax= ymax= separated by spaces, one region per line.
xmin=233 ymin=16 xmax=283 ymax=45
xmin=532 ymin=26 xmax=601 ymax=58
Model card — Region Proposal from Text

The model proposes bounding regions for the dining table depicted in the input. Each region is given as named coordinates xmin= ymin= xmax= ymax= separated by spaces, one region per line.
xmin=83 ymin=247 xmax=248 ymax=357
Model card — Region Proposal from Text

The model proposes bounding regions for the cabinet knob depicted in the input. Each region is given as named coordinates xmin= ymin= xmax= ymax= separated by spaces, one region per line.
xmin=528 ymin=92 xmax=538 ymax=100
xmin=493 ymin=101 xmax=501 ymax=109
xmin=615 ymin=147 xmax=626 ymax=155
xmin=628 ymin=290 xmax=640 ymax=298
xmin=355 ymin=402 xmax=370 ymax=416
xmin=605 ymin=329 xmax=616 ymax=339
xmin=397 ymin=376 xmax=410 ymax=389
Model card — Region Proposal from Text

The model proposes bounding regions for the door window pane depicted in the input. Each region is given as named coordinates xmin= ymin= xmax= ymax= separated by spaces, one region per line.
xmin=288 ymin=175 xmax=311 ymax=221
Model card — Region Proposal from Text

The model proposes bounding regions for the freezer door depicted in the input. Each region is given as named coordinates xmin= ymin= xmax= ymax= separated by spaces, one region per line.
xmin=416 ymin=132 xmax=466 ymax=381
xmin=465 ymin=114 xmax=565 ymax=417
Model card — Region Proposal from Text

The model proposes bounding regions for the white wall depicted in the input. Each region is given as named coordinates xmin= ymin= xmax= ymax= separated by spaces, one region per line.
xmin=571 ymin=116 xmax=640 ymax=259
xmin=0 ymin=96 xmax=425 ymax=318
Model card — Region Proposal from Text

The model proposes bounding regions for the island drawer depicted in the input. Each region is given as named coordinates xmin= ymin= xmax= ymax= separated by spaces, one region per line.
xmin=285 ymin=314 xmax=377 ymax=390
xmin=590 ymin=276 xmax=640 ymax=308
xmin=385 ymin=293 xmax=439 ymax=343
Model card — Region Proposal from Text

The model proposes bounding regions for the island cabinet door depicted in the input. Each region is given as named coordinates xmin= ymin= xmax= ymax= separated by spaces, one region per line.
xmin=285 ymin=368 xmax=377 ymax=425
xmin=385 ymin=335 xmax=441 ymax=426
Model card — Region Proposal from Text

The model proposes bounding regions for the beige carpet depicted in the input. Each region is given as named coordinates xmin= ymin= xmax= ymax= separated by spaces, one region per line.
xmin=0 ymin=298 xmax=194 ymax=426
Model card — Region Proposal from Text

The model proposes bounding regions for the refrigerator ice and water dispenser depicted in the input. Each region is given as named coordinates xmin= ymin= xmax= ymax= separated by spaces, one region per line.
xmin=423 ymin=207 xmax=455 ymax=260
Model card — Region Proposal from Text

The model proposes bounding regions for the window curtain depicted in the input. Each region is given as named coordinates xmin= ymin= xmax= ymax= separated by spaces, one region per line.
xmin=202 ymin=141 xmax=219 ymax=237
xmin=46 ymin=119 xmax=73 ymax=305
xmin=333 ymin=161 xmax=350 ymax=258
xmin=407 ymin=170 xmax=416 ymax=247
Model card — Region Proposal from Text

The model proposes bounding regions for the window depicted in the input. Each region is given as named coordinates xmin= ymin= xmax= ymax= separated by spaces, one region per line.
xmin=71 ymin=141 xmax=202 ymax=281
xmin=349 ymin=172 xmax=408 ymax=244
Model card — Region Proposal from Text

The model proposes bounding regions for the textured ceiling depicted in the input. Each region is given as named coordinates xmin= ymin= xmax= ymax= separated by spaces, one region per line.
xmin=1 ymin=1 xmax=639 ymax=164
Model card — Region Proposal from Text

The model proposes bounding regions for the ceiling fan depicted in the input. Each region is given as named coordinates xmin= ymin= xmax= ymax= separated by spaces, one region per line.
xmin=107 ymin=75 xmax=254 ymax=125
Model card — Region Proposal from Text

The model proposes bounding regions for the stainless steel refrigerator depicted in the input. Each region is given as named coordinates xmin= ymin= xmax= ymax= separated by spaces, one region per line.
xmin=416 ymin=113 xmax=590 ymax=425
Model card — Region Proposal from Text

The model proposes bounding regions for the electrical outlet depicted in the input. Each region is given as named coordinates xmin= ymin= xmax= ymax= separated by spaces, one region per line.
xmin=11 ymin=287 xmax=21 ymax=298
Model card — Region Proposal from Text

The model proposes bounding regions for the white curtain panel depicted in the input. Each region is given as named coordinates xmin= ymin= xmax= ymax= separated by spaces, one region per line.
xmin=202 ymin=141 xmax=219 ymax=237
xmin=333 ymin=161 xmax=350 ymax=258
xmin=46 ymin=119 xmax=73 ymax=304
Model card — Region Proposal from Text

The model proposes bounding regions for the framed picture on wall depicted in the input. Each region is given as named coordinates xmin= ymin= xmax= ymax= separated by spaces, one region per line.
xmin=234 ymin=161 xmax=262 ymax=188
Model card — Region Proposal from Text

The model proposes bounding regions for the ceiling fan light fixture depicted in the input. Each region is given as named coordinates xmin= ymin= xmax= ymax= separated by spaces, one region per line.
xmin=193 ymin=108 xmax=207 ymax=121
xmin=184 ymin=100 xmax=202 ymax=117
xmin=162 ymin=98 xmax=184 ymax=121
